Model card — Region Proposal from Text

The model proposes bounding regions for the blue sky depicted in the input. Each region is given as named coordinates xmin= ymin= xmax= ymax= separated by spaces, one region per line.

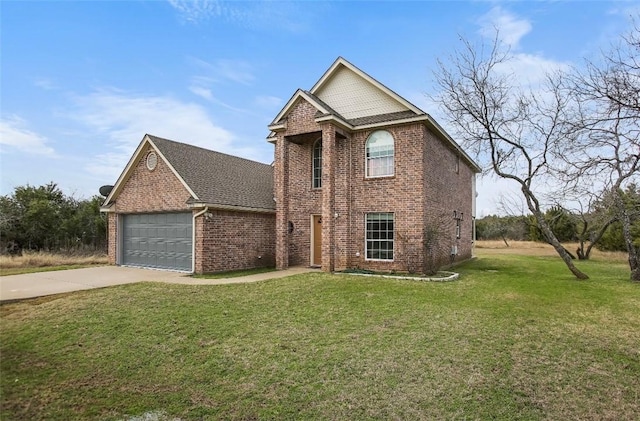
xmin=1 ymin=0 xmax=637 ymax=216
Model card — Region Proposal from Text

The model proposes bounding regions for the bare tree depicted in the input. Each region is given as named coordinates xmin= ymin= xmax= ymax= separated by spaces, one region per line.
xmin=557 ymin=197 xmax=617 ymax=261
xmin=559 ymin=19 xmax=640 ymax=281
xmin=433 ymin=35 xmax=589 ymax=279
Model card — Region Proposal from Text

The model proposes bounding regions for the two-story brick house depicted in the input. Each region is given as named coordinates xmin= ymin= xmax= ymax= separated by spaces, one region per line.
xmin=102 ymin=57 xmax=479 ymax=274
xmin=268 ymin=57 xmax=480 ymax=273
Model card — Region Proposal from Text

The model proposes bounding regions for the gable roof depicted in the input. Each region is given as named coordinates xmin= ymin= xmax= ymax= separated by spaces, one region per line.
xmin=268 ymin=57 xmax=481 ymax=173
xmin=102 ymin=134 xmax=275 ymax=213
xmin=269 ymin=57 xmax=425 ymax=130
xmin=310 ymin=57 xmax=424 ymax=119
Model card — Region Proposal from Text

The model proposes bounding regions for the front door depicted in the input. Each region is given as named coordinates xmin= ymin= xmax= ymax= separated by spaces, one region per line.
xmin=312 ymin=215 xmax=322 ymax=266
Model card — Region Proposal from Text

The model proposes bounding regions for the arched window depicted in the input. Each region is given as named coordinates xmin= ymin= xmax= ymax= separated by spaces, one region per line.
xmin=312 ymin=138 xmax=322 ymax=188
xmin=366 ymin=130 xmax=394 ymax=177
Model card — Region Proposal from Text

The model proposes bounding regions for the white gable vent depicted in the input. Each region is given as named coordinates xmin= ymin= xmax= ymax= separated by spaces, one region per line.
xmin=146 ymin=151 xmax=158 ymax=171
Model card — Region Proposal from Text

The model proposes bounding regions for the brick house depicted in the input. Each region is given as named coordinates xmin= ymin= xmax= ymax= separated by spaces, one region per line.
xmin=100 ymin=134 xmax=276 ymax=273
xmin=269 ymin=57 xmax=480 ymax=273
xmin=102 ymin=57 xmax=479 ymax=274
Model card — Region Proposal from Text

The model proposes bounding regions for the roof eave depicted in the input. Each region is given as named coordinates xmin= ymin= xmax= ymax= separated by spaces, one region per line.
xmin=189 ymin=202 xmax=276 ymax=214
xmin=101 ymin=135 xmax=152 ymax=206
xmin=147 ymin=136 xmax=200 ymax=200
xmin=314 ymin=114 xmax=354 ymax=131
xmin=99 ymin=203 xmax=115 ymax=213
xmin=268 ymin=90 xmax=330 ymax=129
xmin=267 ymin=123 xmax=286 ymax=132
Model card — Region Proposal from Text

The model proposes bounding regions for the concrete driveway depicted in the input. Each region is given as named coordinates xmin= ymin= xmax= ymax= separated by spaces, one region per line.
xmin=0 ymin=266 xmax=316 ymax=302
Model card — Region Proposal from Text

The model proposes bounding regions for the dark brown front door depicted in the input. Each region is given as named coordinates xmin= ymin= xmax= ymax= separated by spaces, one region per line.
xmin=312 ymin=215 xmax=322 ymax=266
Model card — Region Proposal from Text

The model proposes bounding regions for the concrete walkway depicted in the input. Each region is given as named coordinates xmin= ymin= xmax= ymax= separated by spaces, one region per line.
xmin=0 ymin=266 xmax=318 ymax=302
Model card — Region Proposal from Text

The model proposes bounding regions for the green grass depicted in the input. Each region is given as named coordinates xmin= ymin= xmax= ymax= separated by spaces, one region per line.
xmin=1 ymin=254 xmax=638 ymax=420
xmin=191 ymin=267 xmax=276 ymax=279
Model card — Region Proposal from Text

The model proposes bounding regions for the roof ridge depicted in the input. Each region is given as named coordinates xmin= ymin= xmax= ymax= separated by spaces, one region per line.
xmin=146 ymin=134 xmax=271 ymax=168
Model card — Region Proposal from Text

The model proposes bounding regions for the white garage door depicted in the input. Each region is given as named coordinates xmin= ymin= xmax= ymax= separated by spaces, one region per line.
xmin=122 ymin=213 xmax=192 ymax=271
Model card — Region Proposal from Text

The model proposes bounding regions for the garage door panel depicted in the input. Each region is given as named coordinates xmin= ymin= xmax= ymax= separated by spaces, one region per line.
xmin=122 ymin=213 xmax=192 ymax=271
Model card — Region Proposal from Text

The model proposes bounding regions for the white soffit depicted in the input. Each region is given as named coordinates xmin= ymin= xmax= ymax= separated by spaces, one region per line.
xmin=313 ymin=66 xmax=410 ymax=120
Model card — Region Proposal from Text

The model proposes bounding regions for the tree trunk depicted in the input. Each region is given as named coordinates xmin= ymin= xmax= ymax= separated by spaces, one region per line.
xmin=534 ymin=210 xmax=590 ymax=280
xmin=629 ymin=260 xmax=640 ymax=282
xmin=615 ymin=195 xmax=639 ymax=282
xmin=576 ymin=240 xmax=586 ymax=260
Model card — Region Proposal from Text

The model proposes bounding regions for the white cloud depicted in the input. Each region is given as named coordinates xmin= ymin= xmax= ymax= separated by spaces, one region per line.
xmin=0 ymin=115 xmax=56 ymax=156
xmin=33 ymin=77 xmax=58 ymax=91
xmin=70 ymin=89 xmax=255 ymax=181
xmin=478 ymin=6 xmax=532 ymax=49
xmin=495 ymin=53 xmax=571 ymax=86
xmin=167 ymin=0 xmax=223 ymax=23
xmin=189 ymin=57 xmax=255 ymax=86
xmin=215 ymin=59 xmax=255 ymax=85
xmin=188 ymin=85 xmax=213 ymax=101
xmin=476 ymin=7 xmax=571 ymax=88
xmin=167 ymin=0 xmax=313 ymax=32
xmin=253 ymin=95 xmax=283 ymax=109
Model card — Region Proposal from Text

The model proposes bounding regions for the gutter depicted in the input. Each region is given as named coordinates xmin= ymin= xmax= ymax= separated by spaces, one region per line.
xmin=188 ymin=202 xmax=276 ymax=214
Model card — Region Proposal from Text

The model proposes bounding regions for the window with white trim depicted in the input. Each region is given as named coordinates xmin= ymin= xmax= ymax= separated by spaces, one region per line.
xmin=365 ymin=130 xmax=394 ymax=177
xmin=312 ymin=138 xmax=322 ymax=188
xmin=366 ymin=212 xmax=394 ymax=260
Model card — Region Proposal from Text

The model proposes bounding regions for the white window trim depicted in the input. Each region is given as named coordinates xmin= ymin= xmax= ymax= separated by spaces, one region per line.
xmin=365 ymin=212 xmax=395 ymax=261
xmin=365 ymin=130 xmax=395 ymax=179
xmin=312 ymin=138 xmax=322 ymax=189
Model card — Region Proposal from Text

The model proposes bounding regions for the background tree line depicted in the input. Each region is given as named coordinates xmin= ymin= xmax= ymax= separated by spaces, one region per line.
xmin=476 ymin=184 xmax=640 ymax=257
xmin=0 ymin=182 xmax=107 ymax=254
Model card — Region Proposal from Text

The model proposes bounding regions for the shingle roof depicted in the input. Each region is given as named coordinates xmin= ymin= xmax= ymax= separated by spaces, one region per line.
xmin=148 ymin=135 xmax=275 ymax=211
xmin=348 ymin=110 xmax=421 ymax=126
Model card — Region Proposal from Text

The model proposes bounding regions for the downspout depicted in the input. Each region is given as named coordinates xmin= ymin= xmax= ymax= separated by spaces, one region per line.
xmin=192 ymin=206 xmax=209 ymax=273
xmin=348 ymin=133 xmax=353 ymax=267
xmin=472 ymin=174 xmax=477 ymax=257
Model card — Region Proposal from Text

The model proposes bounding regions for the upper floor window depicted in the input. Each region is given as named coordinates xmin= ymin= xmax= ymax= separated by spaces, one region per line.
xmin=366 ymin=130 xmax=394 ymax=178
xmin=312 ymin=138 xmax=322 ymax=188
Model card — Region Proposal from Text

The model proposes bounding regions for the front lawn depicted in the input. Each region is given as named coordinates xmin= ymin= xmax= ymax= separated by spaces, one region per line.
xmin=1 ymin=253 xmax=638 ymax=420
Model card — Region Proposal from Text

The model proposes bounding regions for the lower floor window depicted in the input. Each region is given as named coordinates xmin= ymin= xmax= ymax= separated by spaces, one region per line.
xmin=366 ymin=212 xmax=394 ymax=260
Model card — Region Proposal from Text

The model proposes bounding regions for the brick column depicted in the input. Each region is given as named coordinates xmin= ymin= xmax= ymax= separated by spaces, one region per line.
xmin=274 ymin=133 xmax=289 ymax=270
xmin=108 ymin=212 xmax=117 ymax=265
xmin=321 ymin=123 xmax=336 ymax=272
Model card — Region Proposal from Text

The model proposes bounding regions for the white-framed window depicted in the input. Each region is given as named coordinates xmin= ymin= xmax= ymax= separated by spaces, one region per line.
xmin=312 ymin=138 xmax=322 ymax=188
xmin=454 ymin=211 xmax=463 ymax=239
xmin=366 ymin=212 xmax=394 ymax=260
xmin=365 ymin=130 xmax=394 ymax=178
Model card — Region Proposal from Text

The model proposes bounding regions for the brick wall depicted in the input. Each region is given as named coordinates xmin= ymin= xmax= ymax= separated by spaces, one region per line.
xmin=108 ymin=143 xmax=276 ymax=273
xmin=195 ymin=210 xmax=275 ymax=273
xmin=107 ymin=212 xmax=117 ymax=265
xmin=424 ymin=129 xmax=474 ymax=267
xmin=274 ymin=100 xmax=324 ymax=268
xmin=341 ymin=123 xmax=428 ymax=272
xmin=113 ymin=145 xmax=193 ymax=213
xmin=275 ymin=97 xmax=476 ymax=273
